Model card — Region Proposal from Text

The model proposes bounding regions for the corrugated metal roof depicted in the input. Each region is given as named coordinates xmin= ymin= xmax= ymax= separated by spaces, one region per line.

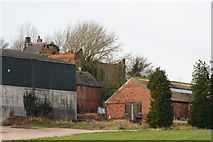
xmin=172 ymin=92 xmax=193 ymax=103
xmin=170 ymin=88 xmax=192 ymax=94
xmin=76 ymin=71 xmax=102 ymax=88
xmin=1 ymin=49 xmax=73 ymax=65
xmin=136 ymin=77 xmax=192 ymax=90
xmin=134 ymin=77 xmax=193 ymax=103
xmin=135 ymin=78 xmax=193 ymax=102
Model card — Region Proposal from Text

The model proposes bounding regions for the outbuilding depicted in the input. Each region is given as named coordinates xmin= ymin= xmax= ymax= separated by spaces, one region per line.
xmin=1 ymin=49 xmax=77 ymax=120
xmin=76 ymin=71 xmax=102 ymax=113
xmin=105 ymin=77 xmax=193 ymax=120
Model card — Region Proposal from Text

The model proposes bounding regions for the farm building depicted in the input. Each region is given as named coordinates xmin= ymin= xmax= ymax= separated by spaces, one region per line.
xmin=76 ymin=71 xmax=102 ymax=113
xmin=0 ymin=49 xmax=77 ymax=120
xmin=105 ymin=77 xmax=193 ymax=120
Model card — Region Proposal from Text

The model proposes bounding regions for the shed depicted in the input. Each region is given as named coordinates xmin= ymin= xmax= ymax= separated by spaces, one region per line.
xmin=76 ymin=71 xmax=102 ymax=113
xmin=105 ymin=77 xmax=193 ymax=120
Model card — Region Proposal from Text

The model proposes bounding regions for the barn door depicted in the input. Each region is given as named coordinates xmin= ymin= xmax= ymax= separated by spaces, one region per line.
xmin=125 ymin=103 xmax=132 ymax=119
xmin=125 ymin=103 xmax=142 ymax=120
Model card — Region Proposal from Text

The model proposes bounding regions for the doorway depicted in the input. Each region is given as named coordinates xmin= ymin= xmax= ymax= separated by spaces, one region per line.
xmin=125 ymin=102 xmax=142 ymax=120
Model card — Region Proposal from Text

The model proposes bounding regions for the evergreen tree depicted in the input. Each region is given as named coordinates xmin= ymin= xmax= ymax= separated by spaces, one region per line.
xmin=146 ymin=68 xmax=173 ymax=128
xmin=188 ymin=60 xmax=212 ymax=128
xmin=210 ymin=72 xmax=213 ymax=128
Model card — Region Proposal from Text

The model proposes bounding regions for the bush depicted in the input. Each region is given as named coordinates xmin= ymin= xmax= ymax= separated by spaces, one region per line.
xmin=24 ymin=91 xmax=53 ymax=118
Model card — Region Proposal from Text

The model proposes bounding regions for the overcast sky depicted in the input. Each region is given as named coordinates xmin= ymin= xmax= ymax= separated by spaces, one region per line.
xmin=0 ymin=0 xmax=212 ymax=83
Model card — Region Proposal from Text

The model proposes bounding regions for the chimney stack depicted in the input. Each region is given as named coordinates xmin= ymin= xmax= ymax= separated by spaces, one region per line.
xmin=37 ymin=36 xmax=42 ymax=42
xmin=24 ymin=37 xmax=31 ymax=48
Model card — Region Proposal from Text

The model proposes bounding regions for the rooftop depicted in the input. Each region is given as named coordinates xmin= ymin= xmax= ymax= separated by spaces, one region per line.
xmin=1 ymin=49 xmax=73 ymax=65
xmin=134 ymin=77 xmax=192 ymax=90
xmin=76 ymin=71 xmax=102 ymax=88
xmin=133 ymin=77 xmax=193 ymax=103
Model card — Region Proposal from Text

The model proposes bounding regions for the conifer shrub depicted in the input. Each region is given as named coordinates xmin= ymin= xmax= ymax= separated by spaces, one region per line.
xmin=188 ymin=60 xmax=212 ymax=129
xmin=146 ymin=68 xmax=173 ymax=128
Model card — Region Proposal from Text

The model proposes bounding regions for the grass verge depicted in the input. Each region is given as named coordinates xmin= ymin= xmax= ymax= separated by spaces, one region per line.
xmin=35 ymin=129 xmax=211 ymax=140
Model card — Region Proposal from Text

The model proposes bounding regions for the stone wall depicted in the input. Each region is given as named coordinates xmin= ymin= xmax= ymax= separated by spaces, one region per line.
xmin=0 ymin=85 xmax=77 ymax=121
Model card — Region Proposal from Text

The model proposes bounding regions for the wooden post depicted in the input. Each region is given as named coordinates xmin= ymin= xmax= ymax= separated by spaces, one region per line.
xmin=131 ymin=104 xmax=134 ymax=120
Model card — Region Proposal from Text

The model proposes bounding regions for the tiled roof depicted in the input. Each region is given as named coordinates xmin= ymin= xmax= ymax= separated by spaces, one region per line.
xmin=76 ymin=71 xmax=102 ymax=88
xmin=24 ymin=43 xmax=45 ymax=54
xmin=1 ymin=49 xmax=73 ymax=65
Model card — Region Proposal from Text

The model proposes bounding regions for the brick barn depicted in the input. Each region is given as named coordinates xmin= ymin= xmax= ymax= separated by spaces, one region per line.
xmin=76 ymin=71 xmax=102 ymax=113
xmin=105 ymin=77 xmax=193 ymax=120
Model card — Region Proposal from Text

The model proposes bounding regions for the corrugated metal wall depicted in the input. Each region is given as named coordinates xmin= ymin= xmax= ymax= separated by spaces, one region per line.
xmin=2 ymin=56 xmax=76 ymax=91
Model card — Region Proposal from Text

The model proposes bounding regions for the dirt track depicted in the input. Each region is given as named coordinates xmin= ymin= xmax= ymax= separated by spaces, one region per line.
xmin=0 ymin=126 xmax=117 ymax=140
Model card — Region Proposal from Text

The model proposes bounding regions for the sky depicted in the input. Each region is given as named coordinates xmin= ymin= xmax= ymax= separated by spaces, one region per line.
xmin=0 ymin=0 xmax=212 ymax=83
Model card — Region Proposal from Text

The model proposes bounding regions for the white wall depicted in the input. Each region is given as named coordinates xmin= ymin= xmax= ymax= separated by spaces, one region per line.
xmin=0 ymin=85 xmax=77 ymax=121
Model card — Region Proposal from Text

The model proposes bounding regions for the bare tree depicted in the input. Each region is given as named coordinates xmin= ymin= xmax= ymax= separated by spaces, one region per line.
xmin=12 ymin=23 xmax=39 ymax=51
xmin=63 ymin=21 xmax=120 ymax=62
xmin=44 ymin=29 xmax=65 ymax=53
xmin=127 ymin=56 xmax=153 ymax=78
xmin=0 ymin=38 xmax=9 ymax=49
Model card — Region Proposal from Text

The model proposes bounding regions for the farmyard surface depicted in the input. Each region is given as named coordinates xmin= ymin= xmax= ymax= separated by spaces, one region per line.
xmin=0 ymin=126 xmax=117 ymax=140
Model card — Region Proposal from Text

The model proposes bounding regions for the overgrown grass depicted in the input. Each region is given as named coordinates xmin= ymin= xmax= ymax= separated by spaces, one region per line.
xmin=2 ymin=117 xmax=197 ymax=130
xmin=35 ymin=130 xmax=211 ymax=140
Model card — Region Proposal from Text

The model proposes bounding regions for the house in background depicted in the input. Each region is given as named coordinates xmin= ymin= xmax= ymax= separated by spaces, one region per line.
xmin=50 ymin=49 xmax=83 ymax=67
xmin=76 ymin=71 xmax=102 ymax=113
xmin=24 ymin=36 xmax=60 ymax=55
xmin=1 ymin=49 xmax=77 ymax=120
xmin=105 ymin=77 xmax=193 ymax=120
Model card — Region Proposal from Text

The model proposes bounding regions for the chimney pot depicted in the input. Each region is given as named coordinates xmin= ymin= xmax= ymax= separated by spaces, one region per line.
xmin=25 ymin=37 xmax=31 ymax=48
xmin=37 ymin=36 xmax=42 ymax=42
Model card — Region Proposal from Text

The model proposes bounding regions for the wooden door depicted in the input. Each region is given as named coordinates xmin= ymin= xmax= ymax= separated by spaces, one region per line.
xmin=125 ymin=102 xmax=142 ymax=120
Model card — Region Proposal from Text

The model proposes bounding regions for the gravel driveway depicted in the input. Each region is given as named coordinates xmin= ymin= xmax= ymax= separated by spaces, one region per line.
xmin=0 ymin=126 xmax=117 ymax=140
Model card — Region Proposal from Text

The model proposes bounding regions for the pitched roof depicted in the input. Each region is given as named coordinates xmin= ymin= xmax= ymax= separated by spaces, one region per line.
xmin=106 ymin=77 xmax=193 ymax=103
xmin=76 ymin=71 xmax=102 ymax=88
xmin=1 ymin=49 xmax=73 ymax=65
xmin=171 ymin=92 xmax=193 ymax=103
xmin=24 ymin=43 xmax=45 ymax=54
xmin=136 ymin=77 xmax=193 ymax=102
xmin=135 ymin=77 xmax=192 ymax=90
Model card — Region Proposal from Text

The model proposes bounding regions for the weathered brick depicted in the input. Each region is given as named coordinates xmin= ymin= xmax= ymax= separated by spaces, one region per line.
xmin=105 ymin=78 xmax=151 ymax=119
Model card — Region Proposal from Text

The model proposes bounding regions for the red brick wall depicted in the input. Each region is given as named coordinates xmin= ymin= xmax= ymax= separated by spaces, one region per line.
xmin=105 ymin=78 xmax=151 ymax=119
xmin=105 ymin=103 xmax=125 ymax=119
xmin=77 ymin=85 xmax=101 ymax=113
